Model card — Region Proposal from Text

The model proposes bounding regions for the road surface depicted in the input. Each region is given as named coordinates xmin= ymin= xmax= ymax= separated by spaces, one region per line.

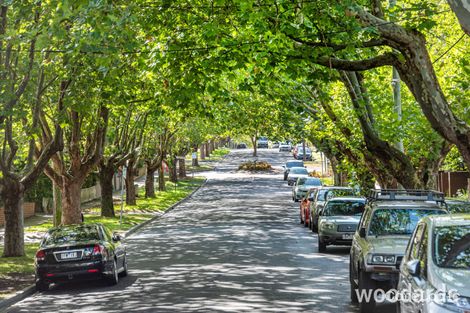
xmin=6 ymin=149 xmax=393 ymax=313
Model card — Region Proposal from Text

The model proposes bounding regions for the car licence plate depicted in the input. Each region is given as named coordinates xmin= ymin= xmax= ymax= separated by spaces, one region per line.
xmin=61 ymin=252 xmax=78 ymax=259
xmin=342 ymin=234 xmax=353 ymax=240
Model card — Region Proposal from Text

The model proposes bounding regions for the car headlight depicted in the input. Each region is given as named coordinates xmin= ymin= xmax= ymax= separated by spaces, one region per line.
xmin=323 ymin=222 xmax=336 ymax=230
xmin=367 ymin=254 xmax=396 ymax=265
xmin=435 ymin=294 xmax=470 ymax=312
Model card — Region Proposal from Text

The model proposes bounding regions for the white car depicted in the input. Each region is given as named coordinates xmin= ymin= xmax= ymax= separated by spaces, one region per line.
xmin=396 ymin=214 xmax=470 ymax=313
xmin=287 ymin=167 xmax=309 ymax=186
xmin=279 ymin=142 xmax=292 ymax=152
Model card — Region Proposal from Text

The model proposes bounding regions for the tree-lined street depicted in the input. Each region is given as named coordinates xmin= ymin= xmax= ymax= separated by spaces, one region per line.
xmin=5 ymin=149 xmax=393 ymax=313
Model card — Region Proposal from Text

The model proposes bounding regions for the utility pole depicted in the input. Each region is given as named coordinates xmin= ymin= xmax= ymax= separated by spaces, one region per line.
xmin=390 ymin=0 xmax=404 ymax=153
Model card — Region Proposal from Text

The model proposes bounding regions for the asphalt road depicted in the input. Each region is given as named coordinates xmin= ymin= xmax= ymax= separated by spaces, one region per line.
xmin=6 ymin=149 xmax=394 ymax=313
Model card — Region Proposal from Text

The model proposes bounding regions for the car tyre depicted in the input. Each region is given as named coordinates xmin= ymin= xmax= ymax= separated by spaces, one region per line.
xmin=318 ymin=238 xmax=326 ymax=252
xmin=349 ymin=262 xmax=358 ymax=304
xmin=35 ymin=280 xmax=49 ymax=292
xmin=395 ymin=301 xmax=401 ymax=313
xmin=358 ymin=270 xmax=376 ymax=313
xmin=120 ymin=255 xmax=128 ymax=277
xmin=310 ymin=216 xmax=315 ymax=232
xmin=304 ymin=217 xmax=309 ymax=227
xmin=107 ymin=260 xmax=119 ymax=285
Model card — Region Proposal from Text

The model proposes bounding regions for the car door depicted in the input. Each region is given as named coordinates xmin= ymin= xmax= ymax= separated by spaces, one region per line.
xmin=399 ymin=223 xmax=427 ymax=313
xmin=351 ymin=206 xmax=373 ymax=279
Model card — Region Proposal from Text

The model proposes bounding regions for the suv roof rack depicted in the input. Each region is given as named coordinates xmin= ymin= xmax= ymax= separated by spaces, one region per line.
xmin=367 ymin=189 xmax=446 ymax=203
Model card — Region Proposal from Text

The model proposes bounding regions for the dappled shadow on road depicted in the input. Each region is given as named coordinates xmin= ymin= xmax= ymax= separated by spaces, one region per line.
xmin=7 ymin=150 xmax=392 ymax=313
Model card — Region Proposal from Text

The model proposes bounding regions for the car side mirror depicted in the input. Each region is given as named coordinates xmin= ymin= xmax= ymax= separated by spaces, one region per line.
xmin=359 ymin=227 xmax=366 ymax=238
xmin=112 ymin=233 xmax=122 ymax=242
xmin=406 ymin=260 xmax=420 ymax=277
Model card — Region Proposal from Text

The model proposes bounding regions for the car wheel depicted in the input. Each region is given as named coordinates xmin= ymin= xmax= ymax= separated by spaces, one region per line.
xmin=318 ymin=238 xmax=326 ymax=252
xmin=35 ymin=280 xmax=49 ymax=292
xmin=304 ymin=216 xmax=309 ymax=227
xmin=358 ymin=270 xmax=376 ymax=313
xmin=107 ymin=259 xmax=119 ymax=285
xmin=310 ymin=216 xmax=315 ymax=232
xmin=120 ymin=255 xmax=128 ymax=277
xmin=349 ymin=262 xmax=358 ymax=304
xmin=395 ymin=301 xmax=401 ymax=313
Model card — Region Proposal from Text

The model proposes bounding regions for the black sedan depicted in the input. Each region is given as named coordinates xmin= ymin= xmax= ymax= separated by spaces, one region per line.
xmin=34 ymin=223 xmax=127 ymax=291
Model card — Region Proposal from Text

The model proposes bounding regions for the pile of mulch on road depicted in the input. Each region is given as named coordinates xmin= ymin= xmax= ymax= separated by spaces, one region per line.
xmin=238 ymin=161 xmax=272 ymax=171
xmin=0 ymin=273 xmax=34 ymax=300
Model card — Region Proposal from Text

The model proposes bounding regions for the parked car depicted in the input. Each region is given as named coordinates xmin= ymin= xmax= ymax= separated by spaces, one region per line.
xmin=282 ymin=160 xmax=304 ymax=181
xmin=279 ymin=142 xmax=292 ymax=152
xmin=317 ymin=197 xmax=366 ymax=252
xmin=295 ymin=147 xmax=313 ymax=161
xmin=236 ymin=143 xmax=247 ymax=149
xmin=396 ymin=214 xmax=470 ymax=313
xmin=293 ymin=177 xmax=322 ymax=202
xmin=310 ymin=186 xmax=355 ymax=232
xmin=349 ymin=190 xmax=448 ymax=313
xmin=257 ymin=136 xmax=269 ymax=148
xmin=300 ymin=188 xmax=320 ymax=228
xmin=34 ymin=223 xmax=127 ymax=291
xmin=446 ymin=200 xmax=470 ymax=214
xmin=272 ymin=141 xmax=280 ymax=149
xmin=287 ymin=167 xmax=309 ymax=186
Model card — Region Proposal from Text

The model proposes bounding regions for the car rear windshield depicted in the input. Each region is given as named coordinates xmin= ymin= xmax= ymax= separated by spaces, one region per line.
xmin=434 ymin=225 xmax=470 ymax=269
xmin=291 ymin=168 xmax=308 ymax=174
xmin=324 ymin=201 xmax=365 ymax=216
xmin=368 ymin=209 xmax=446 ymax=236
xmin=43 ymin=225 xmax=101 ymax=246
xmin=298 ymin=178 xmax=321 ymax=186
xmin=286 ymin=161 xmax=303 ymax=168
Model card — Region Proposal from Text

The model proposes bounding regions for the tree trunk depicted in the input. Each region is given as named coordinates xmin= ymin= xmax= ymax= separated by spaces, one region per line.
xmin=200 ymin=144 xmax=205 ymax=160
xmin=99 ymin=165 xmax=115 ymax=217
xmin=205 ymin=143 xmax=210 ymax=158
xmin=52 ymin=181 xmax=62 ymax=227
xmin=251 ymin=137 xmax=258 ymax=157
xmin=192 ymin=146 xmax=199 ymax=166
xmin=179 ymin=157 xmax=186 ymax=178
xmin=125 ymin=159 xmax=136 ymax=205
xmin=158 ymin=165 xmax=166 ymax=191
xmin=2 ymin=179 xmax=25 ymax=257
xmin=169 ymin=158 xmax=177 ymax=183
xmin=60 ymin=180 xmax=83 ymax=225
xmin=145 ymin=168 xmax=156 ymax=198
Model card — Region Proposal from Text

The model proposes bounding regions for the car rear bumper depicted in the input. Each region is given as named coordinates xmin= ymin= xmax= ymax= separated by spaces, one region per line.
xmin=36 ymin=259 xmax=112 ymax=283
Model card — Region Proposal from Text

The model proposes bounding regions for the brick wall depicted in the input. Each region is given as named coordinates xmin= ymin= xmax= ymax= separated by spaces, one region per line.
xmin=0 ymin=202 xmax=36 ymax=226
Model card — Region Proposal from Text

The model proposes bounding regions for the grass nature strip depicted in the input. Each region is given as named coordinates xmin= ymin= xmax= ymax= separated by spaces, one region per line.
xmin=0 ymin=176 xmax=205 ymax=299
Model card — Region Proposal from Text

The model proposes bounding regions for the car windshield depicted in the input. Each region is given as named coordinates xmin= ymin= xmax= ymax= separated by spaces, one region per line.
xmin=318 ymin=189 xmax=354 ymax=201
xmin=368 ymin=209 xmax=446 ymax=236
xmin=434 ymin=225 xmax=470 ymax=269
xmin=43 ymin=225 xmax=100 ymax=245
xmin=286 ymin=162 xmax=303 ymax=168
xmin=324 ymin=201 xmax=365 ymax=216
xmin=298 ymin=178 xmax=321 ymax=186
xmin=291 ymin=168 xmax=308 ymax=174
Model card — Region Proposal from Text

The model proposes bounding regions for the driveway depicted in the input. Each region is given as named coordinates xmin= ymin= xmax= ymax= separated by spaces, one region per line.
xmin=6 ymin=149 xmax=393 ymax=313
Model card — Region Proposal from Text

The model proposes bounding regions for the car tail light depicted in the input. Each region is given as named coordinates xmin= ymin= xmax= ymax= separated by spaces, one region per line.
xmin=35 ymin=250 xmax=46 ymax=261
xmin=93 ymin=244 xmax=106 ymax=256
xmin=87 ymin=269 xmax=99 ymax=273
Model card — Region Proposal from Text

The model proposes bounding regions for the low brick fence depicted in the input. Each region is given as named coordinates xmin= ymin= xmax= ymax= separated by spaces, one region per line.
xmin=0 ymin=202 xmax=36 ymax=226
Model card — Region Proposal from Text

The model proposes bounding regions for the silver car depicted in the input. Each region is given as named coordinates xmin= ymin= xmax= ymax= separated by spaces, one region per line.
xmin=349 ymin=190 xmax=448 ymax=313
xmin=397 ymin=214 xmax=470 ymax=313
xmin=292 ymin=177 xmax=322 ymax=202
xmin=317 ymin=197 xmax=366 ymax=252
xmin=287 ymin=167 xmax=309 ymax=186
